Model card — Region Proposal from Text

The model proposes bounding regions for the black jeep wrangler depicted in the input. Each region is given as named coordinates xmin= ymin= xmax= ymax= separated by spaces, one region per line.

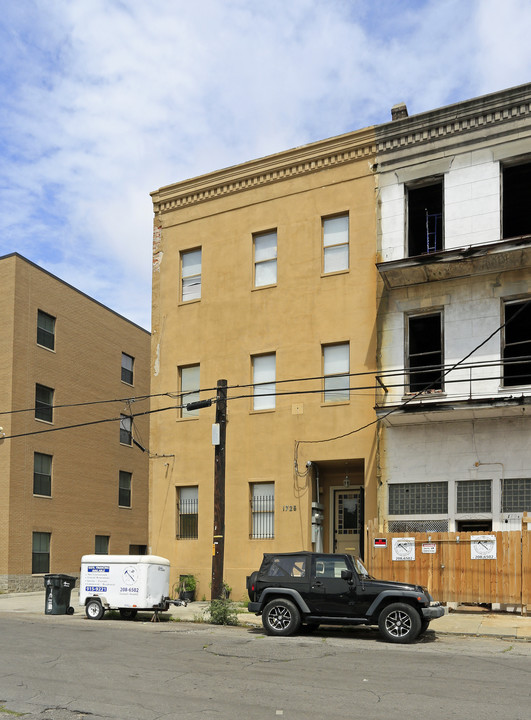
xmin=247 ymin=552 xmax=444 ymax=643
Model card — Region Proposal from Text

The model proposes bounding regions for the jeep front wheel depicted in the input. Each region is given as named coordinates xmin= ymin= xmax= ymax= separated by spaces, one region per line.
xmin=377 ymin=603 xmax=421 ymax=644
xmin=262 ymin=598 xmax=301 ymax=636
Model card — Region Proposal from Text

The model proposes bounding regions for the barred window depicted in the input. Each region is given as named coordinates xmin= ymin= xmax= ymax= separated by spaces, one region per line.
xmin=177 ymin=486 xmax=198 ymax=539
xmin=34 ymin=452 xmax=52 ymax=496
xmin=388 ymin=519 xmax=449 ymax=533
xmin=389 ymin=482 xmax=448 ymax=515
xmin=502 ymin=478 xmax=531 ymax=513
xmin=251 ymin=482 xmax=274 ymax=539
xmin=32 ymin=532 xmax=50 ymax=574
xmin=456 ymin=480 xmax=491 ymax=513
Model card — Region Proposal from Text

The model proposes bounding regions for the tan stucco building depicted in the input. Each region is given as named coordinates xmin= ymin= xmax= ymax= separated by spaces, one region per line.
xmin=150 ymin=127 xmax=379 ymax=600
xmin=0 ymin=253 xmax=150 ymax=591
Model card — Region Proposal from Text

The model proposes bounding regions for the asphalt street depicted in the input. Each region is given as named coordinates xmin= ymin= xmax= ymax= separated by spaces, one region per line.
xmin=0 ymin=612 xmax=530 ymax=720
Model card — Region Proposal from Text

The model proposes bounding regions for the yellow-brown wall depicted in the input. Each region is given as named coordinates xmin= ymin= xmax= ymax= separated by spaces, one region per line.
xmin=0 ymin=254 xmax=150 ymax=591
xmin=150 ymin=128 xmax=378 ymax=600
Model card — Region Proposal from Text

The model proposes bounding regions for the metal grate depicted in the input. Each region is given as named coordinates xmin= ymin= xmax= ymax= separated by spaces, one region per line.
xmin=456 ymin=479 xmax=491 ymax=513
xmin=389 ymin=482 xmax=448 ymax=515
xmin=251 ymin=493 xmax=275 ymax=539
xmin=502 ymin=478 xmax=531 ymax=513
xmin=177 ymin=493 xmax=198 ymax=539
xmin=388 ymin=519 xmax=449 ymax=533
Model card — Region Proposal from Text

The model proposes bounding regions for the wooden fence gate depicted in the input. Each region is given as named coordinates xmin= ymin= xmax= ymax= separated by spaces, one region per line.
xmin=366 ymin=514 xmax=531 ymax=614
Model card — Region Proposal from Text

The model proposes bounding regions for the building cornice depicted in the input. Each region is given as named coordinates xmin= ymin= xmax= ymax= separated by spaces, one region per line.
xmin=376 ymin=82 xmax=531 ymax=159
xmin=151 ymin=127 xmax=376 ymax=213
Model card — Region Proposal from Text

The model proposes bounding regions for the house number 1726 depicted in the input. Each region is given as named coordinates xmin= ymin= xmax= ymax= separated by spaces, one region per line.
xmin=282 ymin=505 xmax=297 ymax=512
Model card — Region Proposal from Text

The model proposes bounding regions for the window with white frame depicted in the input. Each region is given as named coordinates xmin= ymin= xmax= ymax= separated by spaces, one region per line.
xmin=179 ymin=364 xmax=200 ymax=418
xmin=323 ymin=214 xmax=349 ymax=274
xmin=252 ymin=353 xmax=276 ymax=410
xmin=502 ymin=299 xmax=531 ymax=386
xmin=34 ymin=452 xmax=52 ymax=496
xmin=120 ymin=414 xmax=132 ymax=445
xmin=121 ymin=353 xmax=134 ymax=385
xmin=119 ymin=471 xmax=132 ymax=507
xmin=407 ymin=312 xmax=443 ymax=393
xmin=254 ymin=230 xmax=277 ymax=287
xmin=251 ymin=482 xmax=274 ymax=539
xmin=176 ymin=486 xmax=199 ymax=539
xmin=323 ymin=343 xmax=350 ymax=402
xmin=181 ymin=248 xmax=202 ymax=301
xmin=37 ymin=310 xmax=55 ymax=350
xmin=32 ymin=532 xmax=50 ymax=574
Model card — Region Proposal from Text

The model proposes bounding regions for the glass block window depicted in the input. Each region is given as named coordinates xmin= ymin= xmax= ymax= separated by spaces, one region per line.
xmin=251 ymin=482 xmax=274 ymax=539
xmin=389 ymin=482 xmax=448 ymax=515
xmin=95 ymin=535 xmax=109 ymax=554
xmin=32 ymin=532 xmax=50 ymax=574
xmin=502 ymin=478 xmax=531 ymax=512
xmin=34 ymin=452 xmax=52 ymax=496
xmin=119 ymin=471 xmax=132 ymax=507
xmin=177 ymin=486 xmax=199 ymax=539
xmin=37 ymin=310 xmax=55 ymax=350
xmin=456 ymin=480 xmax=491 ymax=513
xmin=388 ymin=519 xmax=449 ymax=533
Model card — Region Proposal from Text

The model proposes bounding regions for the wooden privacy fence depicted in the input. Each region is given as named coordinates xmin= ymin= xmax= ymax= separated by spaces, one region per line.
xmin=366 ymin=515 xmax=531 ymax=613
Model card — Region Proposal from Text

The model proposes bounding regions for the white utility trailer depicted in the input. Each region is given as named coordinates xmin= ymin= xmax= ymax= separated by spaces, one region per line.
xmin=80 ymin=554 xmax=183 ymax=620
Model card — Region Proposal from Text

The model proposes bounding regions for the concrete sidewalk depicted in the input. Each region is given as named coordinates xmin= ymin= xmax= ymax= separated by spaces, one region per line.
xmin=1 ymin=590 xmax=530 ymax=640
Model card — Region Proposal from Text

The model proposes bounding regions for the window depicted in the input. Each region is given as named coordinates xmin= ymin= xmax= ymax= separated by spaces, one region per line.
xmin=456 ymin=480 xmax=491 ymax=513
xmin=265 ymin=555 xmax=306 ymax=578
xmin=37 ymin=310 xmax=55 ymax=350
xmin=181 ymin=248 xmax=202 ymax=301
xmin=120 ymin=415 xmax=132 ymax=445
xmin=502 ymin=299 xmax=531 ymax=386
xmin=502 ymin=479 xmax=531 ymax=512
xmin=252 ymin=354 xmax=276 ymax=410
xmin=119 ymin=471 xmax=132 ymax=507
xmin=121 ymin=353 xmax=134 ymax=385
xmin=35 ymin=384 xmax=54 ymax=422
xmin=95 ymin=535 xmax=109 ymax=554
xmin=176 ymin=486 xmax=199 ymax=539
xmin=179 ymin=364 xmax=200 ymax=418
xmin=323 ymin=343 xmax=350 ymax=402
xmin=254 ymin=230 xmax=277 ymax=287
xmin=502 ymin=162 xmax=531 ymax=239
xmin=407 ymin=312 xmax=443 ymax=392
xmin=251 ymin=482 xmax=274 ymax=539
xmin=323 ymin=214 xmax=349 ymax=273
xmin=33 ymin=452 xmax=52 ymax=496
xmin=129 ymin=544 xmax=147 ymax=555
xmin=389 ymin=482 xmax=448 ymax=515
xmin=32 ymin=532 xmax=50 ymax=574
xmin=407 ymin=181 xmax=443 ymax=256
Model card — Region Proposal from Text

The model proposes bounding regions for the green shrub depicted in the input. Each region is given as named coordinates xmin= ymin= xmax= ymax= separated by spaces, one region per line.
xmin=206 ymin=598 xmax=239 ymax=626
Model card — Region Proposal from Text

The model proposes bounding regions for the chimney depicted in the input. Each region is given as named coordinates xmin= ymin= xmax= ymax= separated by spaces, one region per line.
xmin=391 ymin=102 xmax=408 ymax=121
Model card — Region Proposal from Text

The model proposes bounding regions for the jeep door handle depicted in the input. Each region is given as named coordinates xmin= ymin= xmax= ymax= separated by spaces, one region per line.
xmin=312 ymin=581 xmax=323 ymax=587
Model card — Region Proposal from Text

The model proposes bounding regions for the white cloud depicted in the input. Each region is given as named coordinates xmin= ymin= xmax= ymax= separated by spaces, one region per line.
xmin=0 ymin=0 xmax=530 ymax=330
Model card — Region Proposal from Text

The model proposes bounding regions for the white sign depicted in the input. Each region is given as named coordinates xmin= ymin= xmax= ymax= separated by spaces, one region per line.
xmin=471 ymin=535 xmax=497 ymax=560
xmin=392 ymin=537 xmax=415 ymax=561
xmin=422 ymin=543 xmax=437 ymax=554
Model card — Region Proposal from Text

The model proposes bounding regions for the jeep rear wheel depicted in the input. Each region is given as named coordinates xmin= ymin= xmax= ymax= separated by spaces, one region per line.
xmin=262 ymin=598 xmax=301 ymax=636
xmin=378 ymin=603 xmax=421 ymax=644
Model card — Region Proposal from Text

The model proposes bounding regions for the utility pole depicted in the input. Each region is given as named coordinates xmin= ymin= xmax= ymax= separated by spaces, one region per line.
xmin=211 ymin=379 xmax=227 ymax=599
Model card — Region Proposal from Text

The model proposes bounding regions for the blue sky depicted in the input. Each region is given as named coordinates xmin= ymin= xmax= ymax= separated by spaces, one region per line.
xmin=1 ymin=0 xmax=531 ymax=329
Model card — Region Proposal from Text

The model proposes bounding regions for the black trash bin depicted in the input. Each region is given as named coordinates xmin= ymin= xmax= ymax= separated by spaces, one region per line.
xmin=44 ymin=574 xmax=77 ymax=615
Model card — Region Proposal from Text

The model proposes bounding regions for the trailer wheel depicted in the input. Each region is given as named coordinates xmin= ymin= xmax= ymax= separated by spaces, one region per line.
xmin=85 ymin=599 xmax=104 ymax=620
xmin=119 ymin=608 xmax=138 ymax=620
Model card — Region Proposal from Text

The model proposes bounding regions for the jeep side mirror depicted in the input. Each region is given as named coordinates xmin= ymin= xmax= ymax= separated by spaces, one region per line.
xmin=341 ymin=569 xmax=353 ymax=581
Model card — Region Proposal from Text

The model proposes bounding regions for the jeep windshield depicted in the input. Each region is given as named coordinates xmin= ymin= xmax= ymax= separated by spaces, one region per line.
xmin=350 ymin=556 xmax=373 ymax=579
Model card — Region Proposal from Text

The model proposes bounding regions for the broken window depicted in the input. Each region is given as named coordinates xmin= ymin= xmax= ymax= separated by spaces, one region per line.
xmin=407 ymin=181 xmax=443 ymax=256
xmin=503 ymin=299 xmax=531 ymax=386
xmin=503 ymin=162 xmax=531 ymax=239
xmin=407 ymin=312 xmax=443 ymax=392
